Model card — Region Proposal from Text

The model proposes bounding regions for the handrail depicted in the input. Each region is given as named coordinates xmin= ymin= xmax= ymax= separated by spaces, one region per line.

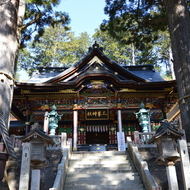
xmin=49 ymin=138 xmax=72 ymax=190
xmin=127 ymin=137 xmax=161 ymax=190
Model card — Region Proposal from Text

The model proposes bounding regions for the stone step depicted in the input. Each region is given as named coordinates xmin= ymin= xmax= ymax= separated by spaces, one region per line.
xmin=72 ymin=151 xmax=127 ymax=156
xmin=68 ymin=163 xmax=135 ymax=169
xmin=68 ymin=167 xmax=136 ymax=174
xmin=63 ymin=183 xmax=144 ymax=190
xmin=70 ymin=155 xmax=130 ymax=160
xmin=64 ymin=182 xmax=144 ymax=188
xmin=69 ymin=159 xmax=132 ymax=166
xmin=64 ymin=151 xmax=145 ymax=190
xmin=65 ymin=172 xmax=140 ymax=179
xmin=65 ymin=175 xmax=141 ymax=184
xmin=65 ymin=178 xmax=142 ymax=185
xmin=69 ymin=163 xmax=132 ymax=168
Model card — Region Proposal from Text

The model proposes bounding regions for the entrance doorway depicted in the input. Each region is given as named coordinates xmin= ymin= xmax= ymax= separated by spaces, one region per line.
xmin=86 ymin=131 xmax=109 ymax=144
xmin=85 ymin=124 xmax=109 ymax=144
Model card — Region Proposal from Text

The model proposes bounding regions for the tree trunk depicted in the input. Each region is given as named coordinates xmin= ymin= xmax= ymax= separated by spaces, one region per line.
xmin=168 ymin=48 xmax=175 ymax=80
xmin=0 ymin=0 xmax=19 ymax=128
xmin=164 ymin=0 xmax=190 ymax=142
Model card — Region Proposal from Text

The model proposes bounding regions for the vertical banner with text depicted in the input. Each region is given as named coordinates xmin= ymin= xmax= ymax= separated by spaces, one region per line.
xmin=117 ymin=132 xmax=126 ymax=151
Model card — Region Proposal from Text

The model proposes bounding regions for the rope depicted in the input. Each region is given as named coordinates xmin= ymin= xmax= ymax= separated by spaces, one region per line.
xmin=178 ymin=94 xmax=190 ymax=103
xmin=0 ymin=72 xmax=15 ymax=81
xmin=0 ymin=111 xmax=17 ymax=159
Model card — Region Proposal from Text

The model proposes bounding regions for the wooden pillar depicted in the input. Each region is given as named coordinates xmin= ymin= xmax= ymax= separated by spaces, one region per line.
xmin=73 ymin=109 xmax=78 ymax=151
xmin=117 ymin=110 xmax=122 ymax=132
xmin=25 ymin=122 xmax=30 ymax=135
xmin=44 ymin=112 xmax=49 ymax=135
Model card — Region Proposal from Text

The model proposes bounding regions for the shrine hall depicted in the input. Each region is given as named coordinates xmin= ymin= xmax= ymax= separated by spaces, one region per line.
xmin=11 ymin=42 xmax=179 ymax=150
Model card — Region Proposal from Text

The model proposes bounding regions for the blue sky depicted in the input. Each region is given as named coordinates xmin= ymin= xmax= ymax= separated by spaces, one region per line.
xmin=56 ymin=0 xmax=108 ymax=36
xmin=19 ymin=0 xmax=108 ymax=81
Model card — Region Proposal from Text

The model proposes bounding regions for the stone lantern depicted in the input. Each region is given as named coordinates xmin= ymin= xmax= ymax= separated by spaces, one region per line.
xmin=135 ymin=102 xmax=151 ymax=132
xmin=148 ymin=121 xmax=184 ymax=190
xmin=148 ymin=120 xmax=183 ymax=164
xmin=20 ymin=122 xmax=55 ymax=169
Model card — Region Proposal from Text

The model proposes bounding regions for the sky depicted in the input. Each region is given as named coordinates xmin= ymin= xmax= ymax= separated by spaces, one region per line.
xmin=19 ymin=0 xmax=108 ymax=81
xmin=55 ymin=0 xmax=108 ymax=37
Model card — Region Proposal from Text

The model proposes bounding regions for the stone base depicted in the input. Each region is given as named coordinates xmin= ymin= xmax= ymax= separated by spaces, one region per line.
xmin=90 ymin=145 xmax=106 ymax=151
xmin=0 ymin=181 xmax=9 ymax=190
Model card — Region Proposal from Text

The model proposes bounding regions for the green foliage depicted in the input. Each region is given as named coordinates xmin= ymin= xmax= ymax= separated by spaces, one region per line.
xmin=74 ymin=32 xmax=92 ymax=59
xmin=17 ymin=0 xmax=173 ymax=79
xmin=20 ymin=0 xmax=70 ymax=48
xmin=101 ymin=0 xmax=174 ymax=77
xmin=17 ymin=25 xmax=92 ymax=76
xmin=102 ymin=0 xmax=167 ymax=49
xmin=93 ymin=28 xmax=172 ymax=78
xmin=93 ymin=29 xmax=134 ymax=65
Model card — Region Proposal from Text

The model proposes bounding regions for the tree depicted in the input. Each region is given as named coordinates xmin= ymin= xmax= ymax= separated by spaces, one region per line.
xmin=93 ymin=28 xmax=172 ymax=79
xmin=17 ymin=28 xmax=92 ymax=77
xmin=74 ymin=32 xmax=92 ymax=59
xmin=154 ymin=31 xmax=174 ymax=79
xmin=103 ymin=0 xmax=190 ymax=141
xmin=102 ymin=0 xmax=168 ymax=49
xmin=0 ymin=0 xmax=69 ymax=160
xmin=164 ymin=0 xmax=190 ymax=142
xmin=93 ymin=29 xmax=134 ymax=65
xmin=0 ymin=0 xmax=69 ymax=126
xmin=18 ymin=24 xmax=75 ymax=76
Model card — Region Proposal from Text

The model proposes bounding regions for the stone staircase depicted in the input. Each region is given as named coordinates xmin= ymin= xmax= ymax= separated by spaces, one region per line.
xmin=63 ymin=151 xmax=145 ymax=190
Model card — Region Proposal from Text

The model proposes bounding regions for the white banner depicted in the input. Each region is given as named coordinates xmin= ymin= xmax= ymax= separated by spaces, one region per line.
xmin=117 ymin=132 xmax=126 ymax=151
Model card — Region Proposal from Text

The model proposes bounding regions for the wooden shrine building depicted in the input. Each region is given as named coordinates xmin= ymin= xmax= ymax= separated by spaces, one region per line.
xmin=11 ymin=42 xmax=179 ymax=149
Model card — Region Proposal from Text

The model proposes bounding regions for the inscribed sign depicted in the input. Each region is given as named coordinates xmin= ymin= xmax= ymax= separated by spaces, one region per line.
xmin=85 ymin=109 xmax=109 ymax=120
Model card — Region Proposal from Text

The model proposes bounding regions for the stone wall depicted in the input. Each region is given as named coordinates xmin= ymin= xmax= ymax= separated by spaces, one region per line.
xmin=139 ymin=147 xmax=184 ymax=190
xmin=5 ymin=148 xmax=62 ymax=190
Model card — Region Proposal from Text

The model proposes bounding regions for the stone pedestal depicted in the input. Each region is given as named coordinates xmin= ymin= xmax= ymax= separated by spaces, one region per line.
xmin=178 ymin=139 xmax=190 ymax=190
xmin=166 ymin=162 xmax=179 ymax=190
xmin=61 ymin=133 xmax=67 ymax=153
xmin=31 ymin=169 xmax=40 ymax=190
xmin=0 ymin=152 xmax=9 ymax=180
xmin=19 ymin=142 xmax=31 ymax=190
xmin=0 ymin=181 xmax=9 ymax=190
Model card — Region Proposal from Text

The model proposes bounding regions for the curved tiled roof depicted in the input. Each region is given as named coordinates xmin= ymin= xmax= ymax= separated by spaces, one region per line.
xmin=27 ymin=42 xmax=164 ymax=84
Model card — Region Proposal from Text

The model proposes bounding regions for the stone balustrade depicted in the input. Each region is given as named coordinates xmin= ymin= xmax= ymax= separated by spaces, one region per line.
xmin=11 ymin=132 xmax=157 ymax=149
xmin=10 ymin=135 xmax=62 ymax=148
xmin=134 ymin=131 xmax=156 ymax=148
xmin=127 ymin=137 xmax=162 ymax=190
xmin=49 ymin=138 xmax=72 ymax=190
